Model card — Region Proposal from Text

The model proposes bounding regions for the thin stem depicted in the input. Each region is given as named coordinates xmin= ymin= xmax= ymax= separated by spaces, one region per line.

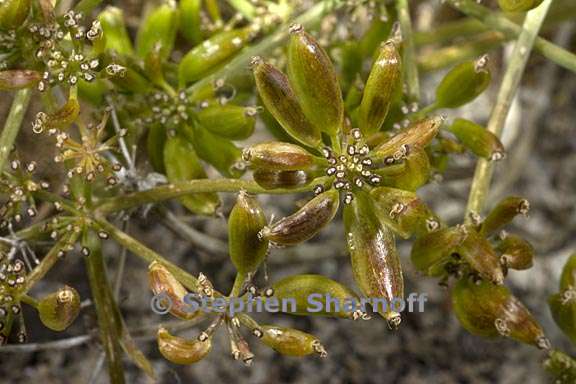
xmin=0 ymin=88 xmax=32 ymax=172
xmin=464 ymin=0 xmax=554 ymax=221
xmin=20 ymin=294 xmax=39 ymax=309
xmin=230 ymin=272 xmax=247 ymax=297
xmin=396 ymin=0 xmax=420 ymax=102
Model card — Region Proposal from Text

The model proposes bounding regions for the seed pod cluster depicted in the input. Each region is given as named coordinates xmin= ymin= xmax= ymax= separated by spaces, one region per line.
xmin=37 ymin=285 xmax=81 ymax=331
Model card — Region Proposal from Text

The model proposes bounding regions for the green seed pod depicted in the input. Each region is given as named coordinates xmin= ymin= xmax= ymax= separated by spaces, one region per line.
xmin=196 ymin=105 xmax=255 ymax=141
xmin=287 ymin=25 xmax=343 ymax=137
xmin=0 ymin=70 xmax=40 ymax=90
xmin=164 ymin=134 xmax=220 ymax=215
xmin=149 ymin=262 xmax=200 ymax=320
xmin=370 ymin=186 xmax=441 ymax=239
xmin=498 ymin=0 xmax=544 ymax=12
xmin=457 ymin=227 xmax=504 ymax=285
xmin=261 ymin=189 xmax=339 ymax=246
xmin=411 ymin=226 xmax=467 ymax=277
xmin=105 ymin=62 xmax=152 ymax=94
xmin=544 ymin=350 xmax=576 ymax=384
xmin=560 ymin=254 xmax=576 ymax=291
xmin=480 ymin=196 xmax=529 ymax=236
xmin=157 ymin=327 xmax=211 ymax=364
xmin=228 ymin=191 xmax=268 ymax=275
xmin=136 ymin=1 xmax=179 ymax=60
xmin=344 ymin=191 xmax=403 ymax=327
xmin=452 ymin=277 xmax=549 ymax=348
xmin=252 ymin=169 xmax=311 ymax=190
xmin=77 ymin=78 xmax=108 ymax=106
xmin=358 ymin=40 xmax=401 ymax=135
xmin=179 ymin=0 xmax=202 ymax=44
xmin=258 ymin=325 xmax=327 ymax=357
xmin=242 ymin=141 xmax=315 ymax=171
xmin=98 ymin=6 xmax=134 ymax=55
xmin=549 ymin=290 xmax=576 ymax=344
xmin=252 ymin=58 xmax=321 ymax=148
xmin=373 ymin=116 xmax=443 ymax=160
xmin=496 ymin=233 xmax=534 ymax=271
xmin=375 ymin=146 xmax=431 ymax=192
xmin=37 ymin=285 xmax=81 ymax=331
xmin=448 ymin=118 xmax=505 ymax=161
xmin=272 ymin=274 xmax=363 ymax=319
xmin=179 ymin=27 xmax=254 ymax=85
xmin=435 ymin=56 xmax=491 ymax=109
xmin=0 ymin=0 xmax=30 ymax=31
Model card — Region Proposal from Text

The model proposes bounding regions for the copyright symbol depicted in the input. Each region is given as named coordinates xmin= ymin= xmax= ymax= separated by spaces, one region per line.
xmin=150 ymin=291 xmax=172 ymax=315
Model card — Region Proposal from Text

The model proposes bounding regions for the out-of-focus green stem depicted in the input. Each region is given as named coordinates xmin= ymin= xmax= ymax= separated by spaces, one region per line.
xmin=0 ymin=89 xmax=32 ymax=172
xmin=228 ymin=0 xmax=257 ymax=20
xmin=464 ymin=0 xmax=553 ymax=221
xmin=396 ymin=0 xmax=420 ymax=102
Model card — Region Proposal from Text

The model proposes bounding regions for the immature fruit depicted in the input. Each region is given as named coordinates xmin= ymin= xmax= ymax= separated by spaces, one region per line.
xmin=179 ymin=0 xmax=202 ymax=44
xmin=457 ymin=227 xmax=504 ymax=285
xmin=0 ymin=70 xmax=40 ymax=90
xmin=147 ymin=123 xmax=167 ymax=173
xmin=498 ymin=0 xmax=544 ymax=12
xmin=0 ymin=0 xmax=31 ymax=31
xmin=375 ymin=146 xmax=431 ymax=192
xmin=261 ymin=189 xmax=339 ymax=246
xmin=197 ymin=105 xmax=255 ymax=141
xmin=228 ymin=192 xmax=268 ymax=275
xmin=252 ymin=59 xmax=321 ymax=147
xmin=148 ymin=262 xmax=199 ymax=320
xmin=38 ymin=285 xmax=80 ymax=331
xmin=496 ymin=233 xmax=534 ymax=271
xmin=98 ymin=6 xmax=134 ymax=55
xmin=549 ymin=290 xmax=576 ymax=344
xmin=344 ymin=191 xmax=403 ymax=327
xmin=560 ymin=253 xmax=576 ymax=291
xmin=259 ymin=325 xmax=327 ymax=357
xmin=481 ymin=196 xmax=529 ymax=236
xmin=287 ymin=25 xmax=343 ymax=137
xmin=358 ymin=40 xmax=401 ymax=135
xmin=435 ymin=56 xmax=491 ymax=109
xmin=252 ymin=169 xmax=311 ymax=190
xmin=33 ymin=90 xmax=80 ymax=133
xmin=272 ymin=274 xmax=363 ymax=319
xmin=373 ymin=116 xmax=442 ymax=160
xmin=164 ymin=134 xmax=220 ymax=216
xmin=157 ymin=327 xmax=211 ymax=364
xmin=448 ymin=119 xmax=505 ymax=161
xmin=136 ymin=2 xmax=179 ymax=60
xmin=242 ymin=142 xmax=315 ymax=171
xmin=452 ymin=277 xmax=549 ymax=349
xmin=411 ymin=226 xmax=467 ymax=277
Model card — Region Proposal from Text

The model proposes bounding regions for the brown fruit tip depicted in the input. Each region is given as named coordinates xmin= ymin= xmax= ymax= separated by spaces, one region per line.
xmin=475 ymin=55 xmax=489 ymax=72
xmin=288 ymin=23 xmax=303 ymax=34
xmin=386 ymin=312 xmax=402 ymax=330
xmin=249 ymin=56 xmax=263 ymax=68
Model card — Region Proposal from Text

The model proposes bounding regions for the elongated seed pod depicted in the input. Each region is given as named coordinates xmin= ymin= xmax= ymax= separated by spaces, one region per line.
xmin=37 ymin=285 xmax=80 ymax=331
xmin=498 ymin=0 xmax=544 ymax=12
xmin=0 ymin=70 xmax=40 ymax=90
xmin=252 ymin=169 xmax=311 ymax=190
xmin=448 ymin=119 xmax=505 ymax=161
xmin=0 ymin=0 xmax=30 ymax=31
xmin=164 ymin=134 xmax=220 ymax=215
xmin=136 ymin=2 xmax=179 ymax=60
xmin=157 ymin=327 xmax=211 ymax=364
xmin=261 ymin=189 xmax=339 ymax=246
xmin=149 ymin=262 xmax=200 ymax=320
xmin=344 ymin=191 xmax=403 ymax=327
xmin=259 ymin=325 xmax=327 ymax=357
xmin=496 ymin=233 xmax=534 ymax=271
xmin=549 ymin=290 xmax=576 ymax=344
xmin=252 ymin=59 xmax=321 ymax=147
xmin=98 ymin=6 xmax=134 ymax=55
xmin=457 ymin=227 xmax=504 ymax=285
xmin=374 ymin=146 xmax=431 ymax=192
xmin=272 ymin=274 xmax=363 ymax=319
xmin=287 ymin=25 xmax=343 ymax=137
xmin=179 ymin=0 xmax=202 ymax=44
xmin=242 ymin=142 xmax=315 ymax=171
xmin=197 ymin=105 xmax=255 ymax=141
xmin=480 ymin=196 xmax=529 ymax=236
xmin=228 ymin=192 xmax=268 ymax=275
xmin=370 ymin=186 xmax=441 ymax=239
xmin=452 ymin=277 xmax=549 ymax=349
xmin=358 ymin=40 xmax=401 ymax=135
xmin=435 ymin=56 xmax=491 ymax=109
xmin=560 ymin=254 xmax=576 ymax=291
xmin=411 ymin=226 xmax=467 ymax=277
xmin=373 ymin=116 xmax=442 ymax=160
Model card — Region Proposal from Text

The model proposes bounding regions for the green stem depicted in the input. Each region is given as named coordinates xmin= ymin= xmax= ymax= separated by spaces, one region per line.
xmin=464 ymin=0 xmax=553 ymax=222
xmin=447 ymin=0 xmax=576 ymax=73
xmin=228 ymin=0 xmax=257 ymax=20
xmin=396 ymin=0 xmax=420 ymax=102
xmin=20 ymin=294 xmax=39 ymax=309
xmin=230 ymin=272 xmax=247 ymax=297
xmin=95 ymin=177 xmax=331 ymax=215
xmin=0 ymin=88 xmax=32 ymax=172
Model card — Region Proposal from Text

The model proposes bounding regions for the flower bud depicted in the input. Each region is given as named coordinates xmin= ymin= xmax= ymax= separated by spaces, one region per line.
xmin=0 ymin=70 xmax=40 ymax=90
xmin=496 ymin=233 xmax=534 ymax=271
xmin=197 ymin=105 xmax=255 ymax=141
xmin=189 ymin=124 xmax=245 ymax=178
xmin=480 ymin=196 xmax=529 ymax=236
xmin=358 ymin=40 xmax=401 ymax=135
xmin=287 ymin=25 xmax=343 ymax=138
xmin=258 ymin=325 xmax=327 ymax=357
xmin=261 ymin=189 xmax=339 ymax=246
xmin=243 ymin=142 xmax=315 ymax=171
xmin=457 ymin=227 xmax=504 ymax=285
xmin=452 ymin=277 xmax=549 ymax=349
xmin=498 ymin=0 xmax=544 ymax=12
xmin=411 ymin=226 xmax=467 ymax=277
xmin=252 ymin=169 xmax=311 ymax=190
xmin=435 ymin=56 xmax=491 ymax=109
xmin=149 ymin=262 xmax=200 ymax=320
xmin=179 ymin=27 xmax=254 ymax=85
xmin=136 ymin=2 xmax=179 ymax=60
xmin=164 ymin=134 xmax=220 ymax=215
xmin=448 ymin=119 xmax=505 ymax=161
xmin=252 ymin=59 xmax=321 ymax=147
xmin=228 ymin=192 xmax=268 ymax=275
xmin=548 ymin=290 xmax=576 ymax=345
xmin=179 ymin=0 xmax=202 ymax=44
xmin=272 ymin=274 xmax=363 ymax=319
xmin=375 ymin=146 xmax=431 ymax=192
xmin=370 ymin=186 xmax=441 ymax=239
xmin=37 ymin=285 xmax=80 ymax=331
xmin=373 ymin=116 xmax=442 ymax=160
xmin=98 ymin=6 xmax=134 ymax=55
xmin=344 ymin=191 xmax=403 ymax=327
xmin=157 ymin=327 xmax=211 ymax=364
xmin=0 ymin=0 xmax=31 ymax=31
